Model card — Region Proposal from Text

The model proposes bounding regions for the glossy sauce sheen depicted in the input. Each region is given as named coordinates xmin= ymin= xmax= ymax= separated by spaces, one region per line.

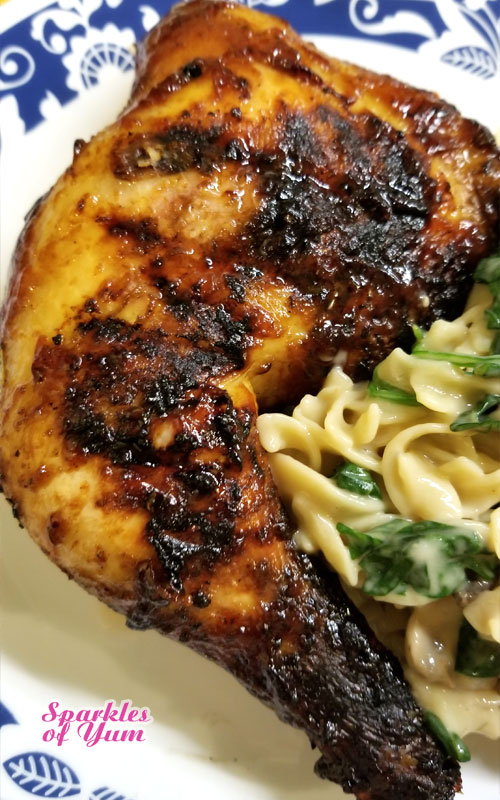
xmin=1 ymin=2 xmax=499 ymax=798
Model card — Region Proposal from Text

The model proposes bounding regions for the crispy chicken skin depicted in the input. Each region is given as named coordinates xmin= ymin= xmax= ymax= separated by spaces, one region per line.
xmin=1 ymin=1 xmax=499 ymax=797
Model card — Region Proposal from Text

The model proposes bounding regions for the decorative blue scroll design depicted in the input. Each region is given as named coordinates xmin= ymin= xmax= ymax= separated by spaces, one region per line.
xmin=1 ymin=1 xmax=499 ymax=133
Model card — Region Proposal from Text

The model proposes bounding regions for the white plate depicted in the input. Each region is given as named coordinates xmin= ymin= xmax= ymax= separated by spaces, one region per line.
xmin=1 ymin=1 xmax=499 ymax=798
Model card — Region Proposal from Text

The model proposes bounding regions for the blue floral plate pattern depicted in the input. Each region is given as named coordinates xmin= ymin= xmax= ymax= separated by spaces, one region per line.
xmin=1 ymin=2 xmax=499 ymax=799
xmin=2 ymin=1 xmax=499 ymax=134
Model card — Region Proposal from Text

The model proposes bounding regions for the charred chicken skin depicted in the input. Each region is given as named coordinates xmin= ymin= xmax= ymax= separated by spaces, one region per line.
xmin=1 ymin=1 xmax=499 ymax=798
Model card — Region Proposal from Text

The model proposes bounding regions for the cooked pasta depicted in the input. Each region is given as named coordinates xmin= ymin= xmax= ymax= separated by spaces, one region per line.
xmin=257 ymin=281 xmax=500 ymax=740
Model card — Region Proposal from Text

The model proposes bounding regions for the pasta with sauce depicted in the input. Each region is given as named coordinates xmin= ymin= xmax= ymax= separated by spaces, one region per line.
xmin=257 ymin=275 xmax=500 ymax=741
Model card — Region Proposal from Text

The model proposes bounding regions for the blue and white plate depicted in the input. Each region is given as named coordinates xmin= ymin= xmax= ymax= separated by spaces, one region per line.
xmin=1 ymin=2 xmax=499 ymax=799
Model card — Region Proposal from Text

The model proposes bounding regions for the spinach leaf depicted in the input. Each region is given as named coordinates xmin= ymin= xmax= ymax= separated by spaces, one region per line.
xmin=412 ymin=324 xmax=425 ymax=345
xmin=337 ymin=519 xmax=497 ymax=598
xmin=484 ymin=290 xmax=500 ymax=331
xmin=450 ymin=395 xmax=500 ymax=432
xmin=455 ymin=619 xmax=500 ymax=678
xmin=368 ymin=366 xmax=422 ymax=406
xmin=475 ymin=252 xmax=500 ymax=354
xmin=474 ymin=251 xmax=500 ymax=284
xmin=424 ymin=712 xmax=471 ymax=762
xmin=333 ymin=462 xmax=382 ymax=499
xmin=412 ymin=252 xmax=500 ymax=367
xmin=411 ymin=335 xmax=500 ymax=377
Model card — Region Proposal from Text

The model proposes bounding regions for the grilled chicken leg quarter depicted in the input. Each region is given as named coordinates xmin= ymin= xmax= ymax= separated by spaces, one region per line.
xmin=2 ymin=1 xmax=499 ymax=797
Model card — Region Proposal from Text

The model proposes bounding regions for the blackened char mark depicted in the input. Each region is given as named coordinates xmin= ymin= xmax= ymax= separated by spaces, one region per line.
xmin=77 ymin=316 xmax=137 ymax=343
xmin=38 ymin=314 xmax=262 ymax=593
xmin=144 ymin=393 xmax=253 ymax=592
xmin=112 ymin=106 xmax=434 ymax=293
xmin=106 ymin=104 xmax=471 ymax=387
xmin=190 ymin=552 xmax=460 ymax=800
xmin=60 ymin=320 xmax=238 ymax=467
xmin=306 ymin=556 xmax=460 ymax=800
xmin=224 ymin=265 xmax=264 ymax=304
xmin=182 ymin=59 xmax=204 ymax=80
xmin=319 ymin=108 xmax=433 ymax=217
xmin=153 ymin=276 xmax=252 ymax=369
xmin=113 ymin=125 xmax=225 ymax=179
xmin=112 ymin=126 xmax=253 ymax=180
xmin=247 ymin=167 xmax=339 ymax=264
xmin=147 ymin=479 xmax=236 ymax=593
xmin=127 ymin=562 xmax=171 ymax=630
xmin=116 ymin=58 xmax=251 ymax=179
xmin=96 ymin=216 xmax=165 ymax=255
xmin=176 ymin=462 xmax=224 ymax=494
xmin=247 ymin=109 xmax=433 ymax=278
xmin=210 ymin=305 xmax=250 ymax=367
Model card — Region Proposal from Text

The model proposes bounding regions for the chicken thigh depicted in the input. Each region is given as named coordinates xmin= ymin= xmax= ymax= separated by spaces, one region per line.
xmin=2 ymin=2 xmax=499 ymax=798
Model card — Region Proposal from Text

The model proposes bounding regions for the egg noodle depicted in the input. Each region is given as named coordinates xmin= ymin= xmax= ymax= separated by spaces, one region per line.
xmin=257 ymin=278 xmax=500 ymax=741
